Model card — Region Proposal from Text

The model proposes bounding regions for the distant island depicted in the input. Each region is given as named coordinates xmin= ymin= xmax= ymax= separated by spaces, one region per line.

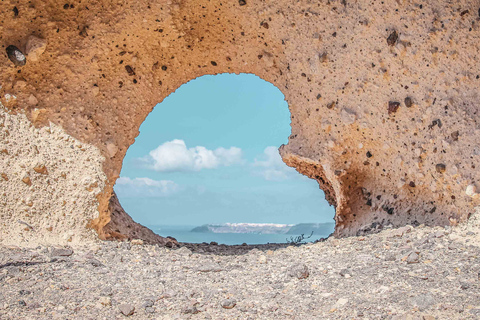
xmin=191 ymin=222 xmax=334 ymax=235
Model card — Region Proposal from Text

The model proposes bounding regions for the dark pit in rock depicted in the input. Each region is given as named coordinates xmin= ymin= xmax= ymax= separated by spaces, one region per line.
xmin=6 ymin=45 xmax=26 ymax=66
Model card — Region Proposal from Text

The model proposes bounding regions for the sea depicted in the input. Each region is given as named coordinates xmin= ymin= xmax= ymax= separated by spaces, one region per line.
xmin=147 ymin=224 xmax=334 ymax=245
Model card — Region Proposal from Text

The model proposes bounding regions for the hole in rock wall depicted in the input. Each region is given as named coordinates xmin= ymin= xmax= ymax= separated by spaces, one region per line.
xmin=115 ymin=74 xmax=335 ymax=245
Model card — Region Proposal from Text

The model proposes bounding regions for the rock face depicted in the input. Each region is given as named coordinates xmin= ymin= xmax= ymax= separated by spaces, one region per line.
xmin=102 ymin=191 xmax=179 ymax=246
xmin=1 ymin=0 xmax=479 ymax=243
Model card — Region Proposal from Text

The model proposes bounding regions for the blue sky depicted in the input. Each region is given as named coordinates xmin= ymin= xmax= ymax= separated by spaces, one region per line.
xmin=115 ymin=73 xmax=334 ymax=227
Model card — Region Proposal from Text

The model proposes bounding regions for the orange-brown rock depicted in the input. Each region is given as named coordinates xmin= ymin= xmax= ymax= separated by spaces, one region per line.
xmin=1 ymin=0 xmax=479 ymax=244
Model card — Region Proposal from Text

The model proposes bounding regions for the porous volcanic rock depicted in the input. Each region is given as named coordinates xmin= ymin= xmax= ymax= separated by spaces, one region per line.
xmin=1 ymin=0 xmax=479 ymax=244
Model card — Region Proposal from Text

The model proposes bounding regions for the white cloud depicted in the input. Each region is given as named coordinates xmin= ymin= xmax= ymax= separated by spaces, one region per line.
xmin=115 ymin=177 xmax=179 ymax=197
xmin=253 ymin=146 xmax=299 ymax=181
xmin=143 ymin=139 xmax=243 ymax=172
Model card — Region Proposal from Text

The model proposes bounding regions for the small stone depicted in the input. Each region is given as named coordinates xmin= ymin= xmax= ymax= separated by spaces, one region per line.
xmin=406 ymin=251 xmax=419 ymax=264
xmin=404 ymin=96 xmax=414 ymax=108
xmin=18 ymin=300 xmax=26 ymax=307
xmin=27 ymin=95 xmax=38 ymax=106
xmin=19 ymin=290 xmax=31 ymax=295
xmin=142 ymin=299 xmax=154 ymax=308
xmin=239 ymin=0 xmax=246 ymax=5
xmin=182 ymin=303 xmax=200 ymax=314
xmin=334 ymin=298 xmax=348 ymax=308
xmin=287 ymin=264 xmax=309 ymax=279
xmin=33 ymin=165 xmax=48 ymax=174
xmin=25 ymin=36 xmax=47 ymax=62
xmin=118 ymin=304 xmax=135 ymax=316
xmin=339 ymin=269 xmax=351 ymax=277
xmin=393 ymin=226 xmax=411 ymax=237
xmin=466 ymin=184 xmax=477 ymax=197
xmin=388 ymin=101 xmax=400 ymax=115
xmin=451 ymin=131 xmax=459 ymax=141
xmin=106 ymin=143 xmax=118 ymax=158
xmin=385 ymin=252 xmax=396 ymax=261
xmin=387 ymin=30 xmax=398 ymax=46
xmin=460 ymin=282 xmax=470 ymax=290
xmin=131 ymin=239 xmax=143 ymax=245
xmin=145 ymin=307 xmax=155 ymax=313
xmin=435 ymin=164 xmax=446 ymax=173
xmin=221 ymin=299 xmax=237 ymax=309
xmin=99 ymin=296 xmax=111 ymax=306
xmin=447 ymin=242 xmax=461 ymax=250
xmin=258 ymin=255 xmax=267 ymax=264
xmin=87 ymin=258 xmax=104 ymax=267
xmin=121 ymin=241 xmax=131 ymax=250
xmin=423 ymin=315 xmax=436 ymax=320
xmin=125 ymin=65 xmax=135 ymax=76
xmin=341 ymin=108 xmax=356 ymax=124
xmin=197 ymin=264 xmax=222 ymax=273
xmin=6 ymin=45 xmax=26 ymax=66
xmin=434 ymin=230 xmax=444 ymax=238
xmin=411 ymin=293 xmax=435 ymax=311
xmin=51 ymin=248 xmax=73 ymax=257
xmin=4 ymin=94 xmax=16 ymax=103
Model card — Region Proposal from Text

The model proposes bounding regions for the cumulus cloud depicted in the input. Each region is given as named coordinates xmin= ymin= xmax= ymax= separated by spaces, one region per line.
xmin=115 ymin=177 xmax=179 ymax=197
xmin=253 ymin=146 xmax=299 ymax=181
xmin=143 ymin=139 xmax=243 ymax=172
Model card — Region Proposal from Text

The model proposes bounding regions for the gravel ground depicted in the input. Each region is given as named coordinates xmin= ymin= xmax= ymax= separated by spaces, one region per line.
xmin=1 ymin=218 xmax=480 ymax=320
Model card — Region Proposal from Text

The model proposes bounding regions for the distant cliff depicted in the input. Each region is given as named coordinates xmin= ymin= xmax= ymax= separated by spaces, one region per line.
xmin=191 ymin=222 xmax=334 ymax=235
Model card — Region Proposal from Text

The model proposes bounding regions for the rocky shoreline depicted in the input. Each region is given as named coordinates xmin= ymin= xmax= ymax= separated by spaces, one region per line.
xmin=1 ymin=217 xmax=480 ymax=319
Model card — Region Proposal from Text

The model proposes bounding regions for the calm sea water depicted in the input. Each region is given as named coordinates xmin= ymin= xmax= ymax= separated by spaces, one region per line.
xmin=148 ymin=225 xmax=333 ymax=245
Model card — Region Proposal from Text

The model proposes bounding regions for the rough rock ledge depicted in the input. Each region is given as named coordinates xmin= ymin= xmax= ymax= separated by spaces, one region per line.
xmin=1 ymin=0 xmax=480 ymax=244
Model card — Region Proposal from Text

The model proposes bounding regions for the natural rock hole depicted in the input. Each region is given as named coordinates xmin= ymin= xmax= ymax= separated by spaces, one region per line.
xmin=114 ymin=74 xmax=335 ymax=245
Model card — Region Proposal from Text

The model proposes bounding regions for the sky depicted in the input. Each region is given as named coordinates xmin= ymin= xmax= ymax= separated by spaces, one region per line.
xmin=115 ymin=73 xmax=335 ymax=227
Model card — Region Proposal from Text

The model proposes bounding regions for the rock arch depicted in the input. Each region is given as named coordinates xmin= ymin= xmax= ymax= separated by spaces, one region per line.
xmin=1 ymin=0 xmax=479 ymax=245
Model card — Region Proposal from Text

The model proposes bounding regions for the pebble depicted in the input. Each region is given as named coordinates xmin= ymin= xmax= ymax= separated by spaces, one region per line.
xmin=466 ymin=184 xmax=477 ymax=197
xmin=6 ymin=45 xmax=26 ymax=66
xmin=142 ymin=299 xmax=154 ymax=308
xmin=182 ymin=303 xmax=200 ymax=314
xmin=411 ymin=293 xmax=435 ymax=311
xmin=334 ymin=298 xmax=348 ymax=308
xmin=221 ymin=299 xmax=236 ymax=309
xmin=388 ymin=101 xmax=401 ymax=115
xmin=87 ymin=258 xmax=104 ymax=267
xmin=145 ymin=306 xmax=155 ymax=313
xmin=197 ymin=264 xmax=222 ymax=272
xmin=98 ymin=296 xmax=111 ymax=306
xmin=387 ymin=30 xmax=398 ymax=46
xmin=287 ymin=264 xmax=309 ymax=279
xmin=339 ymin=269 xmax=351 ymax=278
xmin=130 ymin=239 xmax=143 ymax=245
xmin=118 ymin=304 xmax=135 ymax=316
xmin=406 ymin=251 xmax=419 ymax=264
xmin=51 ymin=248 xmax=73 ymax=257
xmin=258 ymin=255 xmax=267 ymax=264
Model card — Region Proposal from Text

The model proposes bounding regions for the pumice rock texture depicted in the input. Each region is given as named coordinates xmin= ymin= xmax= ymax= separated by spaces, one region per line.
xmin=1 ymin=0 xmax=480 ymax=243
